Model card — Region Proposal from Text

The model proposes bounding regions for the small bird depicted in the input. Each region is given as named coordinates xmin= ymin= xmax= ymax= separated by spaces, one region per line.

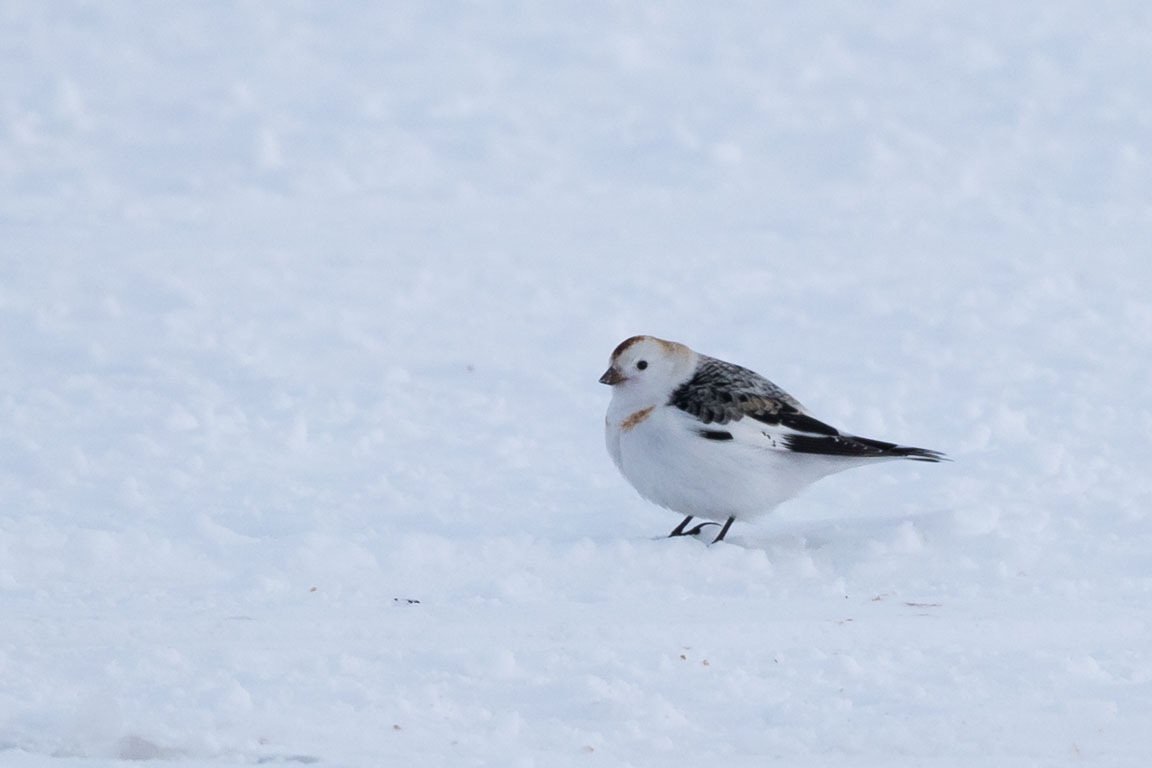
xmin=600 ymin=335 xmax=946 ymax=544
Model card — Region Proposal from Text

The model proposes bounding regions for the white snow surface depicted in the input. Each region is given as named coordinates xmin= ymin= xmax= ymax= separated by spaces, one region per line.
xmin=2 ymin=2 xmax=1151 ymax=766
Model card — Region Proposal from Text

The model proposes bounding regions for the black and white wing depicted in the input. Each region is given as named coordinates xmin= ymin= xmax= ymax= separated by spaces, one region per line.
xmin=668 ymin=355 xmax=946 ymax=462
xmin=667 ymin=355 xmax=806 ymax=425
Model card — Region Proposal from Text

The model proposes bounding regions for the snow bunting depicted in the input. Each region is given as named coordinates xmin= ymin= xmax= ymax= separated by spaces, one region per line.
xmin=600 ymin=335 xmax=946 ymax=543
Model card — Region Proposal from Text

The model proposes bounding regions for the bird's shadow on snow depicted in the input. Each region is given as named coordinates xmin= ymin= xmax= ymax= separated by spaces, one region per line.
xmin=727 ymin=506 xmax=957 ymax=556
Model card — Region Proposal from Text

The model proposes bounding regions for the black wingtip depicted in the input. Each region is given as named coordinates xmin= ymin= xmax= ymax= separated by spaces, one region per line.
xmin=783 ymin=433 xmax=950 ymax=461
xmin=898 ymin=447 xmax=949 ymax=463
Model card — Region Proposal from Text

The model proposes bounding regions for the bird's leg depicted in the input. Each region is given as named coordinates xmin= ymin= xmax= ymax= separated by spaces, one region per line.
xmin=667 ymin=515 xmax=696 ymax=537
xmin=709 ymin=516 xmax=736 ymax=544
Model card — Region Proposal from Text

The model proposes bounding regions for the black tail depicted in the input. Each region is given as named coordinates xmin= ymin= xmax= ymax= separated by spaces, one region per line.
xmin=783 ymin=433 xmax=948 ymax=462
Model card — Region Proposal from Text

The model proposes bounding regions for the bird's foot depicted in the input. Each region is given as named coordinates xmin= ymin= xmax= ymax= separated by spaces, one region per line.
xmin=668 ymin=515 xmax=720 ymax=538
xmin=683 ymin=522 xmax=720 ymax=536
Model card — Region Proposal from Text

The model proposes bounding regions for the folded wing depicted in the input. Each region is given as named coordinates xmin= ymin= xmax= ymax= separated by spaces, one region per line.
xmin=670 ymin=356 xmax=946 ymax=462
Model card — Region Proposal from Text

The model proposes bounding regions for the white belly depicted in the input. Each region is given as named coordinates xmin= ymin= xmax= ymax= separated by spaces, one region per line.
xmin=609 ymin=405 xmax=850 ymax=522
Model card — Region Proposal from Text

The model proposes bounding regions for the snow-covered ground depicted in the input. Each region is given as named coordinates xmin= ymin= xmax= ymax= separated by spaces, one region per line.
xmin=2 ymin=2 xmax=1151 ymax=765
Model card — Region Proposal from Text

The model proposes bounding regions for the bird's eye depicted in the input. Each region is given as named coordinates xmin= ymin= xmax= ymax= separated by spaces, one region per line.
xmin=636 ymin=360 xmax=648 ymax=370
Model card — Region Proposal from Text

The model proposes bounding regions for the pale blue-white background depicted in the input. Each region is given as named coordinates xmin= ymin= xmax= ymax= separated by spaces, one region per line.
xmin=2 ymin=2 xmax=1150 ymax=765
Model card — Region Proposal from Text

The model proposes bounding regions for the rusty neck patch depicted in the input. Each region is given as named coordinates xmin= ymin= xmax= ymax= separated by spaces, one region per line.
xmin=620 ymin=405 xmax=655 ymax=432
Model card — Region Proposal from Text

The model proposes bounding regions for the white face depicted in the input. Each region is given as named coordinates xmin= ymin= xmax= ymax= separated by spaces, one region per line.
xmin=599 ymin=336 xmax=692 ymax=396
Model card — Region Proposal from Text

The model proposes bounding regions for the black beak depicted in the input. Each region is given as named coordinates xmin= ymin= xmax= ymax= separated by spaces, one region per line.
xmin=599 ymin=366 xmax=624 ymax=385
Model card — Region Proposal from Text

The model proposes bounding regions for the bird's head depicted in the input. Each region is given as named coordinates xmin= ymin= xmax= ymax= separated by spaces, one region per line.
xmin=599 ymin=335 xmax=697 ymax=397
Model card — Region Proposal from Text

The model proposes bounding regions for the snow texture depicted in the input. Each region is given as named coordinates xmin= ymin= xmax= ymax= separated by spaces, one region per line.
xmin=2 ymin=2 xmax=1151 ymax=766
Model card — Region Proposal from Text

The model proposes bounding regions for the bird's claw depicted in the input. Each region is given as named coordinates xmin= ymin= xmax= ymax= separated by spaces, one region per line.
xmin=668 ymin=521 xmax=720 ymax=538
